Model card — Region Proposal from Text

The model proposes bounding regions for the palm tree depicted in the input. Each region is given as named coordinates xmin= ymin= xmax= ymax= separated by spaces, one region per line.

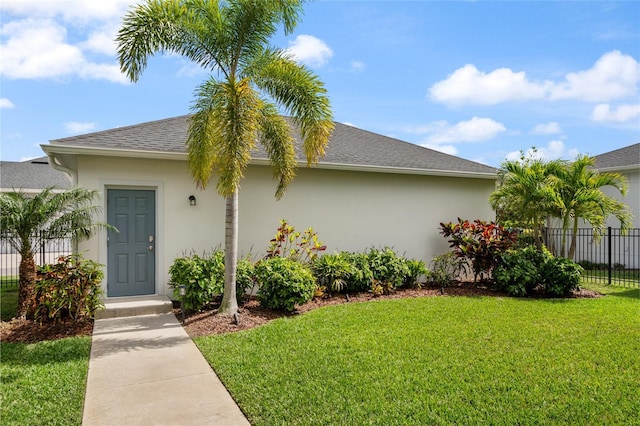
xmin=490 ymin=157 xmax=563 ymax=250
xmin=0 ymin=187 xmax=108 ymax=318
xmin=553 ymin=155 xmax=631 ymax=259
xmin=117 ymin=0 xmax=334 ymax=314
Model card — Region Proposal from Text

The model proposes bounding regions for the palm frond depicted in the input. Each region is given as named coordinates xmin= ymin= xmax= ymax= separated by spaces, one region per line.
xmin=256 ymin=103 xmax=297 ymax=199
xmin=0 ymin=187 xmax=110 ymax=256
xmin=187 ymin=76 xmax=260 ymax=196
xmin=247 ymin=48 xmax=334 ymax=165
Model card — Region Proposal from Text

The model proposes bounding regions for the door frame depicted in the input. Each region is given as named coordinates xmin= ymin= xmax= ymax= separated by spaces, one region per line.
xmin=99 ymin=181 xmax=164 ymax=298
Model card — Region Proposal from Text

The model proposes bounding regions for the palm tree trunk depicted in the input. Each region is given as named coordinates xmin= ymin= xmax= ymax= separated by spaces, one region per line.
xmin=560 ymin=214 xmax=570 ymax=258
xmin=17 ymin=251 xmax=36 ymax=319
xmin=218 ymin=190 xmax=239 ymax=315
xmin=568 ymin=217 xmax=579 ymax=260
xmin=532 ymin=217 xmax=542 ymax=251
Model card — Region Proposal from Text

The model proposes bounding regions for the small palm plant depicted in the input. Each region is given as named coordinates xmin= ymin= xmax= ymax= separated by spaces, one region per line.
xmin=0 ymin=187 xmax=110 ymax=318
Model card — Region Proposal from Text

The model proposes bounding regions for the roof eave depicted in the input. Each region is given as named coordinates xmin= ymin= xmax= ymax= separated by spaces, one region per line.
xmin=42 ymin=144 xmax=497 ymax=180
xmin=42 ymin=144 xmax=186 ymax=161
xmin=596 ymin=164 xmax=640 ymax=173
xmin=251 ymin=158 xmax=496 ymax=179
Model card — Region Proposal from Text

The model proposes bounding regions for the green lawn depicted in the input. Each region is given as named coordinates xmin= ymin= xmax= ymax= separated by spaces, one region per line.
xmin=582 ymin=270 xmax=639 ymax=287
xmin=1 ymin=284 xmax=19 ymax=321
xmin=0 ymin=337 xmax=92 ymax=426
xmin=1 ymin=280 xmax=91 ymax=426
xmin=196 ymin=284 xmax=640 ymax=425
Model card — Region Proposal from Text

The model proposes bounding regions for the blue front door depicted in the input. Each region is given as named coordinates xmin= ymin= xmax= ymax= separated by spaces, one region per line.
xmin=107 ymin=189 xmax=156 ymax=297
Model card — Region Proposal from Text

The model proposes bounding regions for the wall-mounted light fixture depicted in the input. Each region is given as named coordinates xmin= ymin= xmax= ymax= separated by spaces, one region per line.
xmin=188 ymin=195 xmax=196 ymax=206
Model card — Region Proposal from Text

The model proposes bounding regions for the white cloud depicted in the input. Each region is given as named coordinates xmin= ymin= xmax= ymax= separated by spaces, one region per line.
xmin=429 ymin=50 xmax=639 ymax=106
xmin=0 ymin=0 xmax=135 ymax=22
xmin=285 ymin=35 xmax=333 ymax=68
xmin=65 ymin=121 xmax=96 ymax=134
xmin=591 ymin=103 xmax=640 ymax=123
xmin=420 ymin=117 xmax=507 ymax=144
xmin=1 ymin=18 xmax=127 ymax=83
xmin=550 ymin=51 xmax=640 ymax=102
xmin=0 ymin=98 xmax=15 ymax=109
xmin=429 ymin=64 xmax=550 ymax=105
xmin=420 ymin=143 xmax=459 ymax=156
xmin=176 ymin=60 xmax=208 ymax=78
xmin=505 ymin=140 xmax=580 ymax=162
xmin=350 ymin=61 xmax=365 ymax=72
xmin=79 ymin=27 xmax=119 ymax=56
xmin=532 ymin=122 xmax=562 ymax=135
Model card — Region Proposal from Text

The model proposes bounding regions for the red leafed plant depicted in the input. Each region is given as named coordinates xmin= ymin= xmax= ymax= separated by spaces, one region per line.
xmin=439 ymin=218 xmax=518 ymax=283
xmin=265 ymin=219 xmax=326 ymax=263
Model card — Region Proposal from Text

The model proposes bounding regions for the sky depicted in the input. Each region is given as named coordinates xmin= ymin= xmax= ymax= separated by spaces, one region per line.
xmin=1 ymin=0 xmax=639 ymax=167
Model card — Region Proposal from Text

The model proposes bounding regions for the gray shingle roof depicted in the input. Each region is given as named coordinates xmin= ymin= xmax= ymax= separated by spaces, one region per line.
xmin=49 ymin=115 xmax=497 ymax=175
xmin=0 ymin=158 xmax=71 ymax=191
xmin=593 ymin=143 xmax=640 ymax=170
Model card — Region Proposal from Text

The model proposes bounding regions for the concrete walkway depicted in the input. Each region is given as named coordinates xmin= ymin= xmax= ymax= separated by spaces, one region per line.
xmin=83 ymin=313 xmax=250 ymax=425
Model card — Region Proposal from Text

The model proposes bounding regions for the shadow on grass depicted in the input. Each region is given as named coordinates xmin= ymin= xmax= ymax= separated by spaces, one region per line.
xmin=606 ymin=287 xmax=640 ymax=300
xmin=1 ymin=286 xmax=19 ymax=322
xmin=1 ymin=337 xmax=91 ymax=385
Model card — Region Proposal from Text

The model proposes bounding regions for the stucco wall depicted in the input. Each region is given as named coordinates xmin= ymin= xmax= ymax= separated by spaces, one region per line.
xmin=75 ymin=155 xmax=495 ymax=296
xmin=601 ymin=169 xmax=639 ymax=228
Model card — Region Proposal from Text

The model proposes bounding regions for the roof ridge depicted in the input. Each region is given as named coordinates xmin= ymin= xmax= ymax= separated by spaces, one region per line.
xmin=594 ymin=142 xmax=639 ymax=157
xmin=332 ymin=121 xmax=495 ymax=170
xmin=50 ymin=114 xmax=192 ymax=143
xmin=46 ymin=114 xmax=498 ymax=176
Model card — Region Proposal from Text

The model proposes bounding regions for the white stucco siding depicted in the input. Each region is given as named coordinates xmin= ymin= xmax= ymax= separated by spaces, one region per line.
xmin=239 ymin=166 xmax=495 ymax=261
xmin=74 ymin=155 xmax=495 ymax=296
xmin=600 ymin=170 xmax=639 ymax=228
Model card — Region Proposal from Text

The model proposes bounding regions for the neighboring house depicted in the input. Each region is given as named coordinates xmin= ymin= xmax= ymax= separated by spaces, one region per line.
xmin=0 ymin=157 xmax=72 ymax=266
xmin=42 ymin=115 xmax=497 ymax=298
xmin=592 ymin=143 xmax=640 ymax=228
xmin=0 ymin=157 xmax=71 ymax=193
xmin=559 ymin=143 xmax=640 ymax=270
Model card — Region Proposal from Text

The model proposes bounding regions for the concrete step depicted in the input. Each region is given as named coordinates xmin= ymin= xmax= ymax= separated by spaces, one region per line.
xmin=95 ymin=295 xmax=174 ymax=319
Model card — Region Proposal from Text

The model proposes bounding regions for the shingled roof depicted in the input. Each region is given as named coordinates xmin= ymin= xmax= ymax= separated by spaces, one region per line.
xmin=0 ymin=157 xmax=71 ymax=191
xmin=593 ymin=143 xmax=640 ymax=171
xmin=48 ymin=115 xmax=496 ymax=177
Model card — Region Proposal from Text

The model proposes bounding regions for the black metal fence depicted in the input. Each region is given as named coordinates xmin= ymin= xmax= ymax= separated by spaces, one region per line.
xmin=0 ymin=233 xmax=73 ymax=286
xmin=543 ymin=227 xmax=639 ymax=287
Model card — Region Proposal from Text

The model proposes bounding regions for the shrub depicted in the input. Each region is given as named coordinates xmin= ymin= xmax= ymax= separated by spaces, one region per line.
xmin=235 ymin=257 xmax=256 ymax=303
xmin=169 ymin=250 xmax=251 ymax=312
xmin=367 ymin=247 xmax=410 ymax=292
xmin=494 ymin=246 xmax=548 ymax=296
xmin=541 ymin=257 xmax=583 ymax=297
xmin=33 ymin=254 xmax=104 ymax=322
xmin=403 ymin=259 xmax=429 ymax=289
xmin=265 ymin=219 xmax=326 ymax=263
xmin=255 ymin=257 xmax=315 ymax=311
xmin=428 ymin=252 xmax=468 ymax=289
xmin=312 ymin=253 xmax=354 ymax=294
xmin=440 ymin=218 xmax=518 ymax=282
xmin=169 ymin=252 xmax=223 ymax=312
xmin=340 ymin=252 xmax=373 ymax=292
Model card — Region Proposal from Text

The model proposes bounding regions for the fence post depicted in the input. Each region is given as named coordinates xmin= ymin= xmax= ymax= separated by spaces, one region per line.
xmin=39 ymin=230 xmax=46 ymax=266
xmin=607 ymin=226 xmax=612 ymax=285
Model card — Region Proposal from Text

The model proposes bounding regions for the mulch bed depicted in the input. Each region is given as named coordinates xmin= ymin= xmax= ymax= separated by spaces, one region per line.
xmin=1 ymin=318 xmax=94 ymax=344
xmin=178 ymin=282 xmax=601 ymax=338
xmin=1 ymin=282 xmax=601 ymax=344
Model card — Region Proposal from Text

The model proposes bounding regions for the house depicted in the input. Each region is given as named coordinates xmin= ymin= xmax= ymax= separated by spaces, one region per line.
xmin=0 ymin=158 xmax=72 ymax=272
xmin=0 ymin=157 xmax=71 ymax=193
xmin=558 ymin=143 xmax=640 ymax=270
xmin=42 ymin=115 xmax=497 ymax=298
xmin=592 ymin=143 xmax=640 ymax=228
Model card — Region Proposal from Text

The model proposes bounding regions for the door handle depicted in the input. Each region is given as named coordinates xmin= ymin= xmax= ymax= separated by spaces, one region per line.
xmin=148 ymin=245 xmax=154 ymax=251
